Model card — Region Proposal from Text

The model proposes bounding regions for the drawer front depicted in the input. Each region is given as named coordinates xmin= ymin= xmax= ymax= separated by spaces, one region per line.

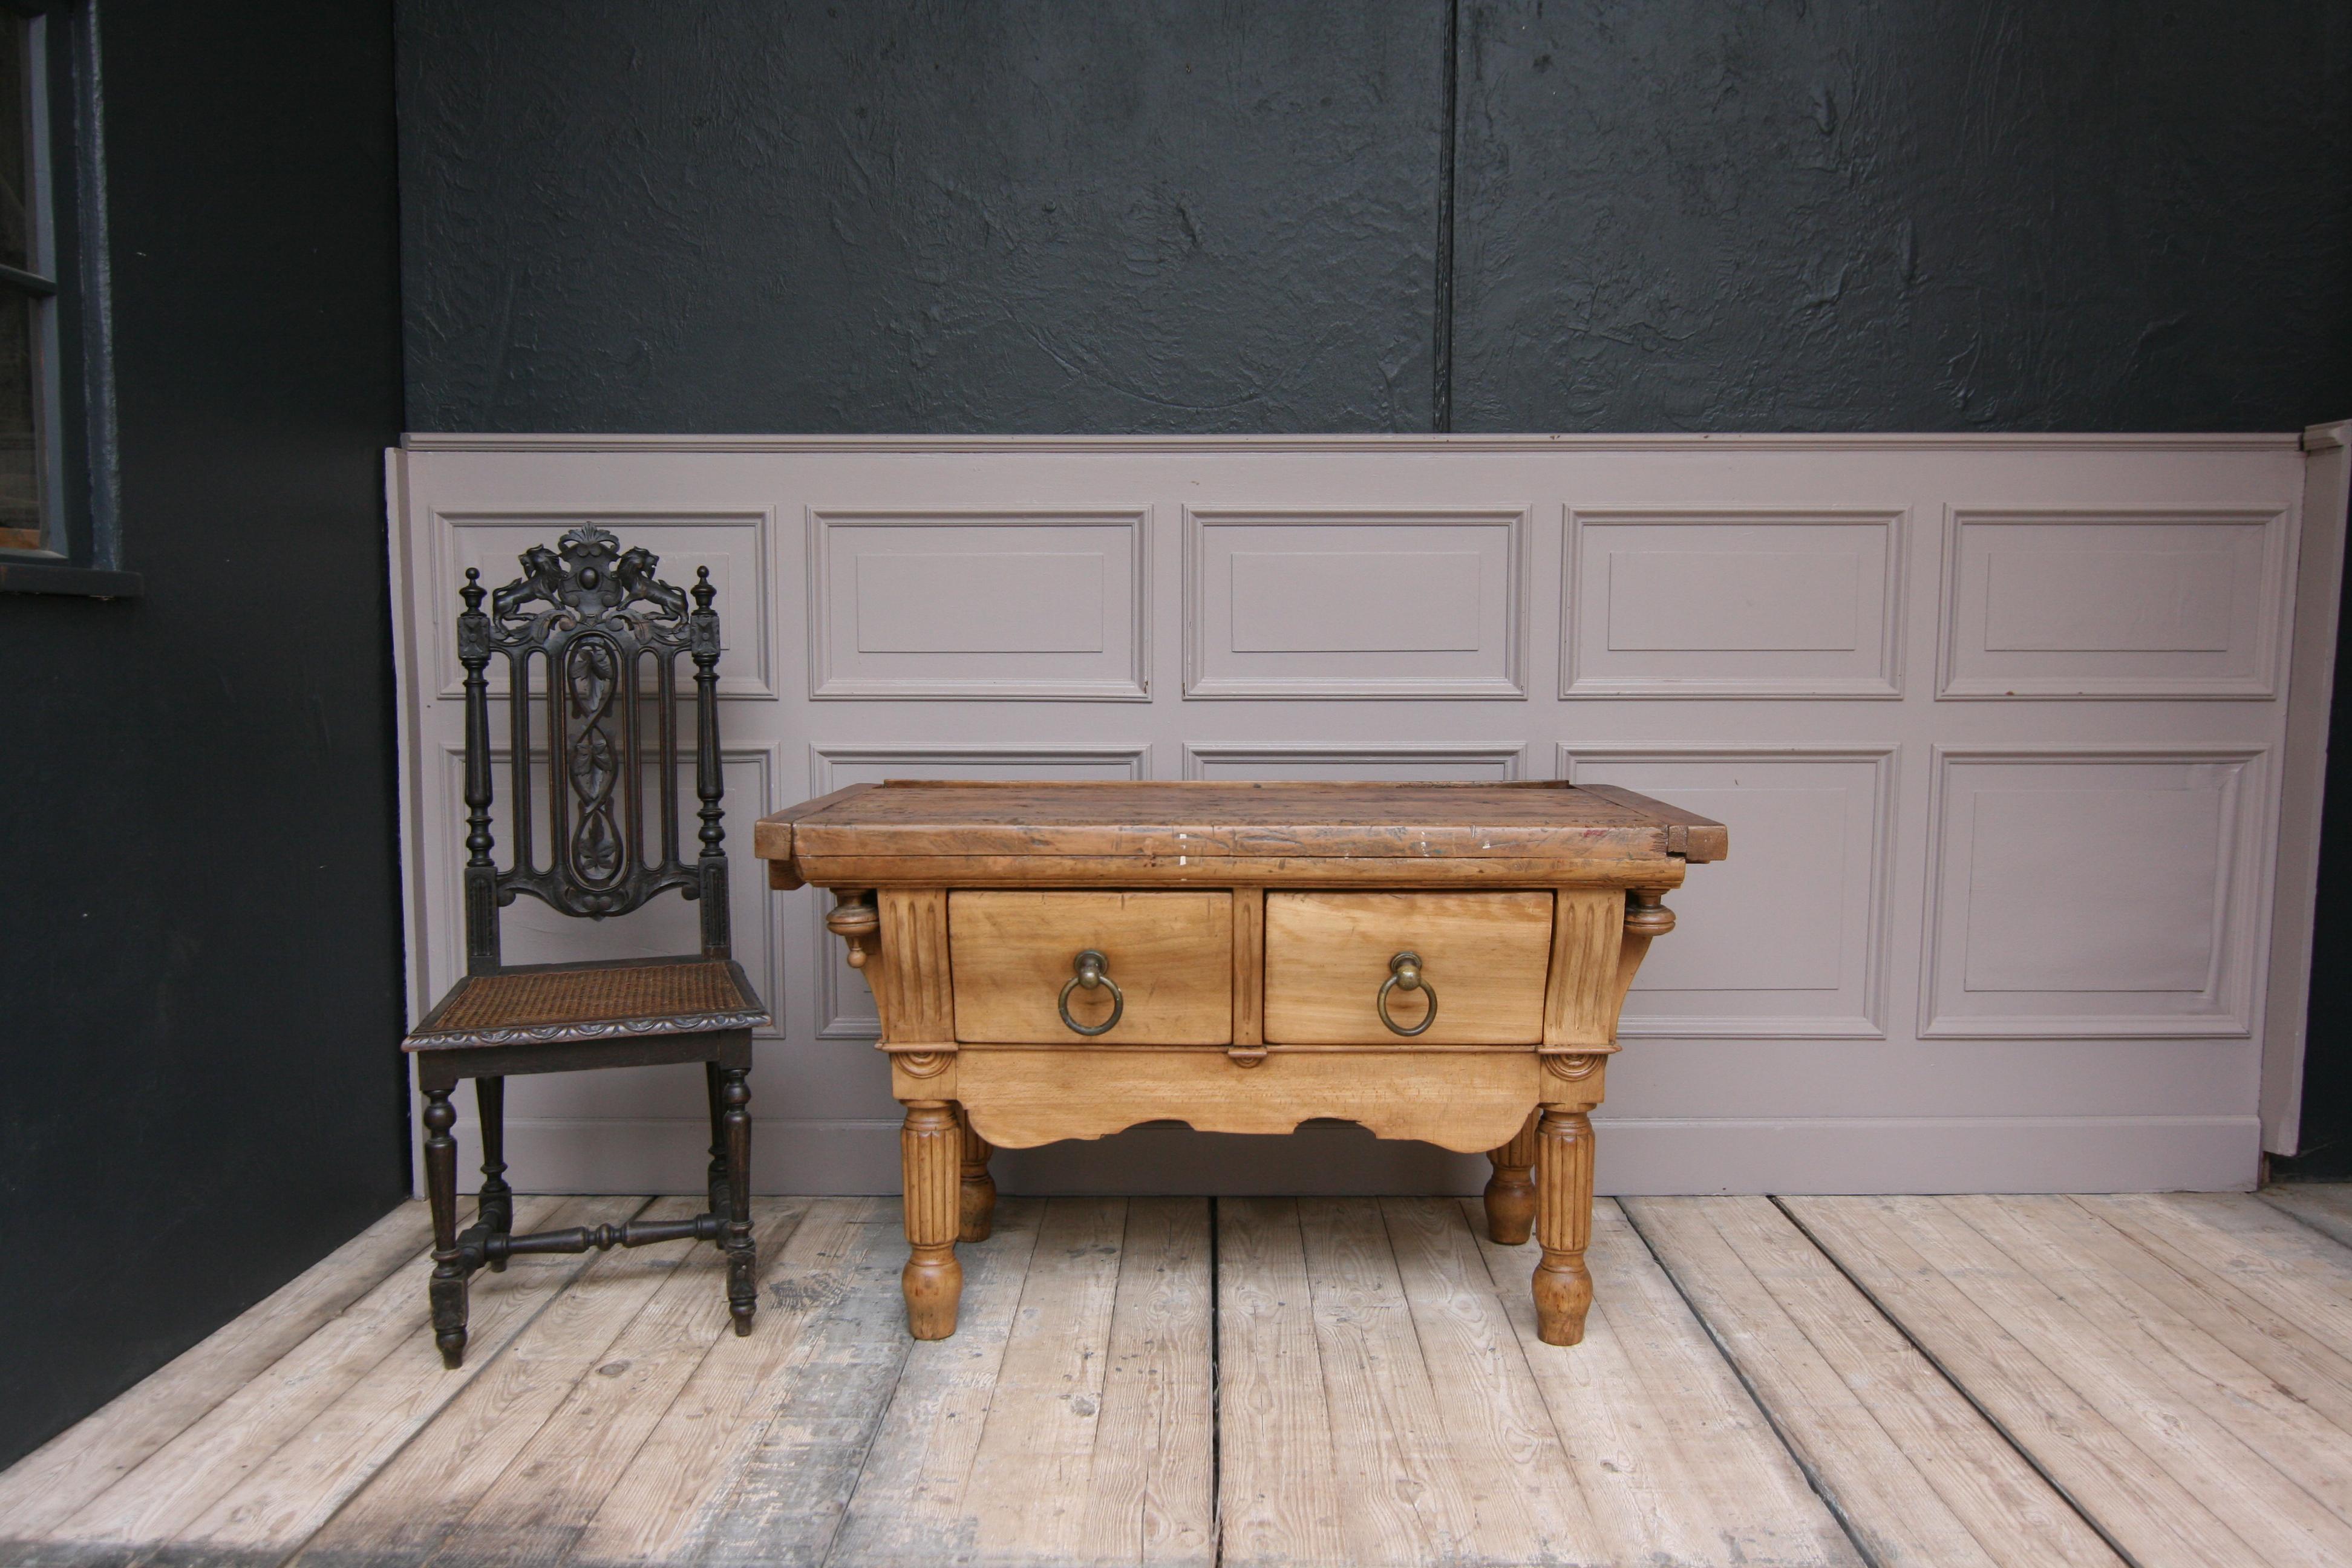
xmin=1264 ymin=891 xmax=1554 ymax=1045
xmin=950 ymin=891 xmax=1233 ymax=1044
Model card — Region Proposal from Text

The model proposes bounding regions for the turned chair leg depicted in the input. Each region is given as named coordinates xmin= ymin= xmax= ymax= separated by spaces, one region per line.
xmin=422 ymin=1086 xmax=471 ymax=1368
xmin=958 ymin=1103 xmax=997 ymax=1243
xmin=719 ymin=1065 xmax=756 ymax=1336
xmin=475 ymin=1076 xmax=512 ymax=1272
xmin=901 ymin=1100 xmax=964 ymax=1339
xmin=1483 ymin=1109 xmax=1539 ymax=1246
xmin=704 ymin=1061 xmax=732 ymax=1226
xmin=1533 ymin=1106 xmax=1597 ymax=1347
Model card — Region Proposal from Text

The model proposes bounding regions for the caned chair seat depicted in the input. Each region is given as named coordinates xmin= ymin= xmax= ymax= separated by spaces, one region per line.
xmin=405 ymin=956 xmax=770 ymax=1050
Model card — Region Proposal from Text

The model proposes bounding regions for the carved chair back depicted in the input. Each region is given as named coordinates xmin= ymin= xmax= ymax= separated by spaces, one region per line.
xmin=457 ymin=525 xmax=731 ymax=975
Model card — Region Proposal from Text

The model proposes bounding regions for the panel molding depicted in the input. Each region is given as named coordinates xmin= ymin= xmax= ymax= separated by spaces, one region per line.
xmin=428 ymin=506 xmax=778 ymax=699
xmin=1919 ymin=744 xmax=2270 ymax=1038
xmin=426 ymin=742 xmax=785 ymax=1037
xmin=1183 ymin=506 xmax=1528 ymax=699
xmin=806 ymin=507 xmax=1150 ymax=701
xmin=1935 ymin=504 xmax=2293 ymax=699
xmin=1562 ymin=507 xmax=1906 ymax=699
xmin=808 ymin=742 xmax=1154 ymax=1038
xmin=407 ymin=431 xmax=2304 ymax=456
xmin=1181 ymin=742 xmax=1526 ymax=780
xmin=1560 ymin=744 xmax=1896 ymax=1038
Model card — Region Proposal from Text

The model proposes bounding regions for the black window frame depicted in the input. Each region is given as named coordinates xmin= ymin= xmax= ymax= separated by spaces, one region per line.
xmin=0 ymin=0 xmax=128 ymax=599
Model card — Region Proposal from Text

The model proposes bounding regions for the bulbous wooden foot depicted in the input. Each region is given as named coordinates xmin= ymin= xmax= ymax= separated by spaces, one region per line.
xmin=1483 ymin=1110 xmax=1539 ymax=1245
xmin=901 ymin=1100 xmax=964 ymax=1339
xmin=958 ymin=1105 xmax=997 ymax=1244
xmin=1534 ymin=1106 xmax=1596 ymax=1347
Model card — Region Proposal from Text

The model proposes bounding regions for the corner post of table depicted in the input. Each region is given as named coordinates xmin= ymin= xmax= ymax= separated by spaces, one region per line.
xmin=900 ymin=1099 xmax=964 ymax=1339
xmin=1534 ymin=1057 xmax=1604 ymax=1345
xmin=1483 ymin=1111 xmax=1540 ymax=1245
xmin=957 ymin=1104 xmax=996 ymax=1243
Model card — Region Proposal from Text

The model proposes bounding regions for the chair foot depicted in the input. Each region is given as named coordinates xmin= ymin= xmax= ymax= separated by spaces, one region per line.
xmin=430 ymin=1272 xmax=470 ymax=1367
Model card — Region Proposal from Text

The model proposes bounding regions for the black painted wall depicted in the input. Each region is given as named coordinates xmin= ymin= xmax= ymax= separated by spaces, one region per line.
xmin=399 ymin=0 xmax=2351 ymax=435
xmin=0 ymin=2 xmax=407 ymax=1468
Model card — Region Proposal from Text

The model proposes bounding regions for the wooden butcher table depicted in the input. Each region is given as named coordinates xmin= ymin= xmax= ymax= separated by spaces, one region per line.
xmin=755 ymin=780 xmax=1726 ymax=1345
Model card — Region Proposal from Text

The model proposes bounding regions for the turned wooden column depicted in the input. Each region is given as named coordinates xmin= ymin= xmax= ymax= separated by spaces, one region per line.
xmin=1483 ymin=1110 xmax=1539 ymax=1245
xmin=957 ymin=1104 xmax=997 ymax=1243
xmin=901 ymin=1100 xmax=964 ymax=1339
xmin=1532 ymin=1103 xmax=1598 ymax=1346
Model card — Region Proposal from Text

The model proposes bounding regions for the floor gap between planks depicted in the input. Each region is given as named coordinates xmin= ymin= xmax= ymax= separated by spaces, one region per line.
xmin=5 ymin=1189 xmax=2350 ymax=1567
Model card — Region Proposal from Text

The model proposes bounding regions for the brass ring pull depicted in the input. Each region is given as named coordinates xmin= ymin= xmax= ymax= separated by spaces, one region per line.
xmin=1377 ymin=950 xmax=1437 ymax=1036
xmin=1057 ymin=949 xmax=1125 ymax=1037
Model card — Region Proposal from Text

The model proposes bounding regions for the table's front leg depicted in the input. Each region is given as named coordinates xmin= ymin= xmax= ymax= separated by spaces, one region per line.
xmin=1533 ymin=1055 xmax=1605 ymax=1345
xmin=900 ymin=1099 xmax=964 ymax=1339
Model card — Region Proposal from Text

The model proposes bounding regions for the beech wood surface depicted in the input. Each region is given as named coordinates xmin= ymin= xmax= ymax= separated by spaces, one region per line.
xmin=756 ymin=779 xmax=1722 ymax=872
xmin=949 ymin=890 xmax=1234 ymax=1045
xmin=1262 ymin=890 xmax=1553 ymax=1045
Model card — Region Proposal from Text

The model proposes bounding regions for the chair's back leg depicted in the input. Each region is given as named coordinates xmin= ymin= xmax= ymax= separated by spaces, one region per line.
xmin=475 ymin=1076 xmax=512 ymax=1270
xmin=704 ymin=1060 xmax=731 ymax=1227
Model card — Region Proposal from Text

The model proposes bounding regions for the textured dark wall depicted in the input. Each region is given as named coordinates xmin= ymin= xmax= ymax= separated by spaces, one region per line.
xmin=399 ymin=0 xmax=1446 ymax=433
xmin=1454 ymin=1 xmax=2352 ymax=431
xmin=0 ymin=2 xmax=407 ymax=1468
xmin=399 ymin=0 xmax=2351 ymax=435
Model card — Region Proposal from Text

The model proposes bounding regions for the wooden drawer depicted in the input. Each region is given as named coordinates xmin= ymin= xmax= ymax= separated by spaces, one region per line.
xmin=949 ymin=891 xmax=1233 ymax=1044
xmin=1263 ymin=891 xmax=1554 ymax=1045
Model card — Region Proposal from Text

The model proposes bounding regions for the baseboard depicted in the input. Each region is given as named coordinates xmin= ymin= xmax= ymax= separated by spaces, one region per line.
xmin=437 ymin=1112 xmax=2262 ymax=1197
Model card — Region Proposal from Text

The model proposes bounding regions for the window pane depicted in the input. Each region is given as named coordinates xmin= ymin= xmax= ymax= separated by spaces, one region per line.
xmin=0 ymin=16 xmax=26 ymax=272
xmin=0 ymin=291 xmax=41 ymax=544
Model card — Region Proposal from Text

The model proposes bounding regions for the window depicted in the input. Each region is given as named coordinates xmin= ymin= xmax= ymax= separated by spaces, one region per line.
xmin=0 ymin=0 xmax=125 ymax=596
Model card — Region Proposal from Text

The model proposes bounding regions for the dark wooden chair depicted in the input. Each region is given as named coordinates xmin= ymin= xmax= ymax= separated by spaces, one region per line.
xmin=402 ymin=524 xmax=769 ymax=1367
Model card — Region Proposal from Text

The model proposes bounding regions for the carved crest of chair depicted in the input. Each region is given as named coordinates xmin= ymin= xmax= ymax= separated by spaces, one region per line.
xmin=402 ymin=525 xmax=768 ymax=1367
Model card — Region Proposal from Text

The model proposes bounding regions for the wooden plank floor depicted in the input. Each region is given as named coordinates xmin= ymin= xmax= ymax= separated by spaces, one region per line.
xmin=7 ymin=1190 xmax=2352 ymax=1567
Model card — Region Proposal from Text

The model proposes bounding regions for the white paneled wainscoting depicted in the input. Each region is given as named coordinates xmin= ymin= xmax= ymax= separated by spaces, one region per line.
xmin=385 ymin=428 xmax=2351 ymax=1195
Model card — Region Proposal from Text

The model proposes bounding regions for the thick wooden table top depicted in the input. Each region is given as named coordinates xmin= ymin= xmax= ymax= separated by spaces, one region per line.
xmin=754 ymin=780 xmax=1725 ymax=883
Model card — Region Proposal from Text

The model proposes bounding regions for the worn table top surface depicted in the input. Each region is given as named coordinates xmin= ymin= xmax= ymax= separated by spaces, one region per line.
xmin=754 ymin=779 xmax=1726 ymax=869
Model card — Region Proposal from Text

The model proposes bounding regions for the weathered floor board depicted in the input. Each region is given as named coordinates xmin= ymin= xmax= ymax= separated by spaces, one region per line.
xmin=6 ymin=1188 xmax=2350 ymax=1568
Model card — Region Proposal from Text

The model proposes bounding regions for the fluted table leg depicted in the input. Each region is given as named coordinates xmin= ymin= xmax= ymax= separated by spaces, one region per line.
xmin=901 ymin=1100 xmax=964 ymax=1339
xmin=1533 ymin=1106 xmax=1596 ymax=1346
xmin=958 ymin=1104 xmax=997 ymax=1243
xmin=1483 ymin=1109 xmax=1540 ymax=1245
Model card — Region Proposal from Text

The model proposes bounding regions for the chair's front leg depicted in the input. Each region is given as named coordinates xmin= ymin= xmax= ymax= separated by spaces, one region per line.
xmin=900 ymin=1100 xmax=963 ymax=1339
xmin=474 ymin=1076 xmax=512 ymax=1270
xmin=719 ymin=1065 xmax=756 ymax=1335
xmin=422 ymin=1085 xmax=471 ymax=1368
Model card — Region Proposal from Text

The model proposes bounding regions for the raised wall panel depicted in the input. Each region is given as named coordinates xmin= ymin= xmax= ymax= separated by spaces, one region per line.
xmin=427 ymin=745 xmax=782 ymax=1040
xmin=1564 ymin=509 xmax=1904 ymax=698
xmin=809 ymin=509 xmax=1148 ymax=699
xmin=1921 ymin=748 xmax=2267 ymax=1036
xmin=1181 ymin=743 xmax=1524 ymax=782
xmin=431 ymin=508 xmax=775 ymax=699
xmin=1184 ymin=508 xmax=1526 ymax=698
xmin=1561 ymin=746 xmax=1895 ymax=1037
xmin=1938 ymin=507 xmax=2289 ymax=698
xmin=808 ymin=743 xmax=1152 ymax=1037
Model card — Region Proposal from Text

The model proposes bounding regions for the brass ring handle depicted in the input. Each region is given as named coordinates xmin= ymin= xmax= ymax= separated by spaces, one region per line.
xmin=1057 ymin=949 xmax=1125 ymax=1037
xmin=1376 ymin=950 xmax=1437 ymax=1036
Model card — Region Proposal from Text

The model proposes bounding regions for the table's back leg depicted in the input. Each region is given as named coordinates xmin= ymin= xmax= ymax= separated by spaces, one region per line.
xmin=958 ymin=1103 xmax=997 ymax=1243
xmin=1483 ymin=1109 xmax=1540 ymax=1244
xmin=1533 ymin=1105 xmax=1597 ymax=1345
xmin=901 ymin=1099 xmax=965 ymax=1338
